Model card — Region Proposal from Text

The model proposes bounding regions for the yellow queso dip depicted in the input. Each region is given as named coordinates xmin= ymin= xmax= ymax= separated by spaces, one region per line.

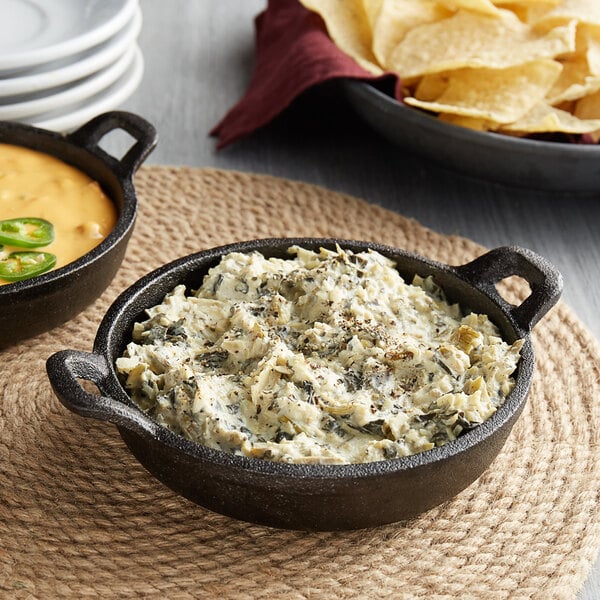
xmin=0 ymin=143 xmax=117 ymax=285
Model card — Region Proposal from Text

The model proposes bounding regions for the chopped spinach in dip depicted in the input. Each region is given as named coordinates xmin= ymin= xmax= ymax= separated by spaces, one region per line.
xmin=116 ymin=246 xmax=523 ymax=464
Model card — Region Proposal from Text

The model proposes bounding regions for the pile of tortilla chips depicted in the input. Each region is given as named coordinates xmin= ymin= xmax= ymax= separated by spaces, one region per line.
xmin=299 ymin=0 xmax=600 ymax=141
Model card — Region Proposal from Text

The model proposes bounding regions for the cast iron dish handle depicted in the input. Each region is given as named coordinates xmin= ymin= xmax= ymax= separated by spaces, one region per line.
xmin=46 ymin=350 xmax=159 ymax=438
xmin=66 ymin=110 xmax=157 ymax=179
xmin=455 ymin=246 xmax=563 ymax=334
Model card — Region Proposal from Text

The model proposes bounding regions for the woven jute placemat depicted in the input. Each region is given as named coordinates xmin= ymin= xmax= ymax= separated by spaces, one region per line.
xmin=1 ymin=166 xmax=599 ymax=599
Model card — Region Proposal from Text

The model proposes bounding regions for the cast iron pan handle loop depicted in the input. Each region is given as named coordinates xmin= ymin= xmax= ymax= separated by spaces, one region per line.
xmin=455 ymin=246 xmax=563 ymax=334
xmin=46 ymin=349 xmax=159 ymax=438
xmin=66 ymin=111 xmax=157 ymax=180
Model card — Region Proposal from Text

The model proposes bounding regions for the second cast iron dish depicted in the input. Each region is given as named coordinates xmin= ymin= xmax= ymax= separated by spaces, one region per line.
xmin=46 ymin=238 xmax=562 ymax=530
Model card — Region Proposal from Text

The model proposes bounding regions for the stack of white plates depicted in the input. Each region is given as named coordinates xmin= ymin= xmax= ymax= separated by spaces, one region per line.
xmin=0 ymin=0 xmax=143 ymax=132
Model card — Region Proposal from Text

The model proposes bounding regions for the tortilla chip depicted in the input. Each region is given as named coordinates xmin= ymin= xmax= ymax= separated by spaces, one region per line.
xmin=533 ymin=0 xmax=600 ymax=29
xmin=404 ymin=59 xmax=562 ymax=123
xmin=545 ymin=26 xmax=600 ymax=102
xmin=299 ymin=0 xmax=384 ymax=74
xmin=575 ymin=88 xmax=600 ymax=119
xmin=548 ymin=59 xmax=600 ymax=103
xmin=493 ymin=0 xmax=560 ymax=3
xmin=360 ymin=0 xmax=384 ymax=31
xmin=386 ymin=9 xmax=575 ymax=78
xmin=414 ymin=72 xmax=451 ymax=102
xmin=580 ymin=25 xmax=600 ymax=75
xmin=438 ymin=0 xmax=502 ymax=16
xmin=502 ymin=101 xmax=600 ymax=132
xmin=371 ymin=0 xmax=451 ymax=68
xmin=500 ymin=3 xmax=561 ymax=26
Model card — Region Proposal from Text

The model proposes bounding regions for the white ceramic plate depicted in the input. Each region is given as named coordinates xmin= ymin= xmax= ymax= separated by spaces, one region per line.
xmin=0 ymin=44 xmax=137 ymax=120
xmin=0 ymin=0 xmax=138 ymax=73
xmin=24 ymin=45 xmax=143 ymax=132
xmin=0 ymin=6 xmax=142 ymax=98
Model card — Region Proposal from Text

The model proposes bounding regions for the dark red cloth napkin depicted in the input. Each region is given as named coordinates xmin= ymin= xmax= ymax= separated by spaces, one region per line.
xmin=210 ymin=0 xmax=400 ymax=148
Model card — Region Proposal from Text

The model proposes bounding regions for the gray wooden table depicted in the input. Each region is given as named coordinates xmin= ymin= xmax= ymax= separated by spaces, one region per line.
xmin=117 ymin=1 xmax=599 ymax=596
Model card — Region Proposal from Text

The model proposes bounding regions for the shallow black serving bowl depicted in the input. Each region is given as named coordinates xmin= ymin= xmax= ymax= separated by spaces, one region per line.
xmin=0 ymin=111 xmax=157 ymax=349
xmin=341 ymin=79 xmax=600 ymax=192
xmin=46 ymin=239 xmax=562 ymax=530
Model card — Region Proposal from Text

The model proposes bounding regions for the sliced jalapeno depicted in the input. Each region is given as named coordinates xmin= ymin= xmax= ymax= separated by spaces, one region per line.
xmin=0 ymin=217 xmax=54 ymax=248
xmin=0 ymin=251 xmax=56 ymax=282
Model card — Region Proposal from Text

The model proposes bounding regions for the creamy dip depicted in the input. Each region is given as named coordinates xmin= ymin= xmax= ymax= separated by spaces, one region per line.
xmin=117 ymin=246 xmax=523 ymax=465
xmin=0 ymin=143 xmax=117 ymax=285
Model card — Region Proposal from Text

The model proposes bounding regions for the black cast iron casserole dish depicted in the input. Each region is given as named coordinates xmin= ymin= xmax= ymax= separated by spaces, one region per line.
xmin=46 ymin=239 xmax=562 ymax=530
xmin=0 ymin=111 xmax=157 ymax=349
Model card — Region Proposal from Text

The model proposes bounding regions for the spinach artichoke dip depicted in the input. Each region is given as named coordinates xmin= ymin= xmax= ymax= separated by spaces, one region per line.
xmin=116 ymin=246 xmax=523 ymax=465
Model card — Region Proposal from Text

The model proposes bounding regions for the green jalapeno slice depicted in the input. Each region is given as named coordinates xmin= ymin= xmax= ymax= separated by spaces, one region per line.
xmin=0 ymin=251 xmax=57 ymax=282
xmin=0 ymin=217 xmax=54 ymax=248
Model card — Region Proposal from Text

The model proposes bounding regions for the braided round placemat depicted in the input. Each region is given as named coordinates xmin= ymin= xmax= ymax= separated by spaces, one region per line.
xmin=1 ymin=166 xmax=599 ymax=599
